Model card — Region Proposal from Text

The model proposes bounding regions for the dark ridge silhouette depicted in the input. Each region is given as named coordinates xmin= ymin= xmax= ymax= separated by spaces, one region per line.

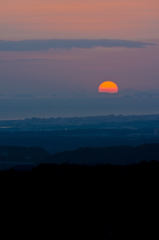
xmin=1 ymin=143 xmax=159 ymax=170
xmin=1 ymin=160 xmax=159 ymax=238
xmin=0 ymin=129 xmax=159 ymax=155
xmin=46 ymin=143 xmax=159 ymax=165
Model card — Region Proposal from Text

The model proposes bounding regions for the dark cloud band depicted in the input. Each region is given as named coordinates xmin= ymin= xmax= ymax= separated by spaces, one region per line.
xmin=0 ymin=39 xmax=157 ymax=51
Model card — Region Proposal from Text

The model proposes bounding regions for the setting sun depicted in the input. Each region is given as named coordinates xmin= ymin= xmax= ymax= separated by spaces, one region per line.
xmin=98 ymin=81 xmax=118 ymax=93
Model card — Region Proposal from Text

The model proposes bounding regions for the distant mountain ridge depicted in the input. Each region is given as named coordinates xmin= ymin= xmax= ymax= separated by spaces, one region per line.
xmin=0 ymin=143 xmax=159 ymax=170
xmin=46 ymin=143 xmax=159 ymax=165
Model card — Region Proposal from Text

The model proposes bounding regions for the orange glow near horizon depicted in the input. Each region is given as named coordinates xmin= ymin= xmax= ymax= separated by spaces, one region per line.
xmin=99 ymin=81 xmax=118 ymax=93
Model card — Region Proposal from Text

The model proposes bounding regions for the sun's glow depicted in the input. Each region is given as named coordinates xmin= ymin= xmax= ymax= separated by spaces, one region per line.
xmin=98 ymin=81 xmax=118 ymax=93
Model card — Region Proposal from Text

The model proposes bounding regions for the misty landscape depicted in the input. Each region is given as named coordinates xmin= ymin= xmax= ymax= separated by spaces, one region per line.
xmin=1 ymin=114 xmax=159 ymax=238
xmin=1 ymin=0 xmax=159 ymax=238
xmin=1 ymin=90 xmax=159 ymax=119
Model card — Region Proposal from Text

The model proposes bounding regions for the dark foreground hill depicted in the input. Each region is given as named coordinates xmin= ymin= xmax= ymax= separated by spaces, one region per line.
xmin=1 ymin=160 xmax=159 ymax=239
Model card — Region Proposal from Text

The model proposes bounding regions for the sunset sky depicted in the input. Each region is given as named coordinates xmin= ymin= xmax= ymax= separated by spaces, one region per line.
xmin=1 ymin=0 xmax=159 ymax=40
xmin=0 ymin=0 xmax=159 ymax=100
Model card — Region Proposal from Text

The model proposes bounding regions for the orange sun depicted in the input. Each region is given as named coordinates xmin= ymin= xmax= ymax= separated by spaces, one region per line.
xmin=98 ymin=81 xmax=118 ymax=93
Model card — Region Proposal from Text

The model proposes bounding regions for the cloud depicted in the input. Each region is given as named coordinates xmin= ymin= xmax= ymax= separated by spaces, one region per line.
xmin=0 ymin=39 xmax=157 ymax=51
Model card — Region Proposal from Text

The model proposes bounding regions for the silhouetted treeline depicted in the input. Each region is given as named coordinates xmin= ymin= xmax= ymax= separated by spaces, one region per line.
xmin=1 ymin=160 xmax=159 ymax=238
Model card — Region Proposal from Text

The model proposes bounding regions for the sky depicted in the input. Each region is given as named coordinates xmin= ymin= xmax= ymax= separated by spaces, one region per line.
xmin=1 ymin=0 xmax=159 ymax=40
xmin=0 ymin=0 xmax=159 ymax=118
